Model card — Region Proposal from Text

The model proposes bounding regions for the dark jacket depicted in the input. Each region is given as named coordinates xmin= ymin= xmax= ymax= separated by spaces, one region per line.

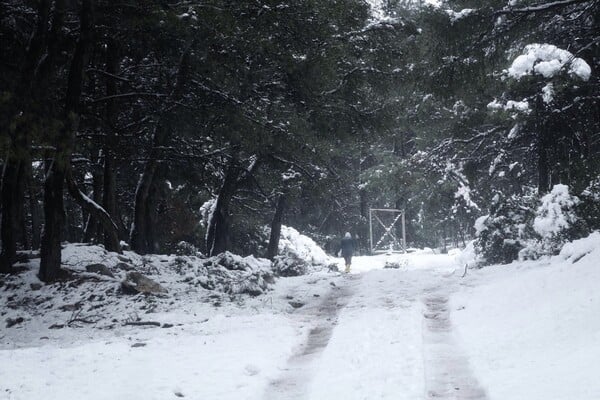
xmin=340 ymin=237 xmax=354 ymax=256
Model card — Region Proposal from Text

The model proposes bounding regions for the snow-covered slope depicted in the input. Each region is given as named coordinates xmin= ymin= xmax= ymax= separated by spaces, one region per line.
xmin=451 ymin=232 xmax=600 ymax=400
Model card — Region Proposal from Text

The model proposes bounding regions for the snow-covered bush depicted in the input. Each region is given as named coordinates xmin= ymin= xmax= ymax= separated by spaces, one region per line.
xmin=193 ymin=252 xmax=274 ymax=296
xmin=276 ymin=226 xmax=332 ymax=266
xmin=273 ymin=253 xmax=309 ymax=277
xmin=259 ymin=225 xmax=334 ymax=276
xmin=174 ymin=241 xmax=202 ymax=257
xmin=533 ymin=184 xmax=579 ymax=236
xmin=520 ymin=184 xmax=581 ymax=259
xmin=475 ymin=192 xmax=535 ymax=265
xmin=475 ymin=185 xmax=588 ymax=263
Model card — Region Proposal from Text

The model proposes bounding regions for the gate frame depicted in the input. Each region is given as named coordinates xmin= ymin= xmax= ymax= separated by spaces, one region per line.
xmin=369 ymin=208 xmax=406 ymax=254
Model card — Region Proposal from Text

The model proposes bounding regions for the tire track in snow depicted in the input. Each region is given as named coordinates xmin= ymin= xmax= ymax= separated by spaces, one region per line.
xmin=422 ymin=291 xmax=488 ymax=399
xmin=263 ymin=275 xmax=358 ymax=400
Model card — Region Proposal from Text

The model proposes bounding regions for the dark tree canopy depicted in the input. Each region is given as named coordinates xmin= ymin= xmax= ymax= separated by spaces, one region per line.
xmin=0 ymin=0 xmax=598 ymax=277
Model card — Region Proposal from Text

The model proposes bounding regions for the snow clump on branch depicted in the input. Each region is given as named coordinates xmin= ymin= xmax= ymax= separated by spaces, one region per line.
xmin=487 ymin=99 xmax=530 ymax=113
xmin=446 ymin=8 xmax=475 ymax=23
xmin=507 ymin=43 xmax=591 ymax=81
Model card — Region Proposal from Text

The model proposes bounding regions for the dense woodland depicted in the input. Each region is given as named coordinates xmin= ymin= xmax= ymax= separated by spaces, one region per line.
xmin=1 ymin=0 xmax=598 ymax=281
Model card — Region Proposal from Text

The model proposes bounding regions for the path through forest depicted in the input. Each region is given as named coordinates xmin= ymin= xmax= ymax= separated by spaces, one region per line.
xmin=264 ymin=256 xmax=487 ymax=399
xmin=1 ymin=253 xmax=489 ymax=400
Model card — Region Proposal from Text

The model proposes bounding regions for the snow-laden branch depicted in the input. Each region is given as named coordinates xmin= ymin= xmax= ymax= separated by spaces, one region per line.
xmin=495 ymin=0 xmax=593 ymax=15
xmin=65 ymin=168 xmax=121 ymax=253
xmin=507 ymin=43 xmax=591 ymax=81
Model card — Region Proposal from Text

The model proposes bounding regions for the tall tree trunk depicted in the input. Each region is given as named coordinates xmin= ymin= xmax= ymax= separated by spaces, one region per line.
xmin=130 ymin=159 xmax=156 ymax=254
xmin=82 ymin=165 xmax=103 ymax=242
xmin=16 ymin=151 xmax=29 ymax=249
xmin=0 ymin=156 xmax=20 ymax=272
xmin=29 ymin=176 xmax=41 ymax=251
xmin=39 ymin=157 xmax=67 ymax=282
xmin=130 ymin=41 xmax=195 ymax=254
xmin=39 ymin=0 xmax=94 ymax=282
xmin=0 ymin=123 xmax=31 ymax=269
xmin=537 ymin=131 xmax=550 ymax=194
xmin=0 ymin=1 xmax=52 ymax=273
xmin=536 ymin=96 xmax=551 ymax=194
xmin=22 ymin=158 xmax=40 ymax=250
xmin=205 ymin=155 xmax=260 ymax=257
xmin=206 ymin=161 xmax=241 ymax=257
xmin=103 ymin=37 xmax=119 ymax=246
xmin=145 ymin=180 xmax=159 ymax=254
xmin=267 ymin=192 xmax=286 ymax=260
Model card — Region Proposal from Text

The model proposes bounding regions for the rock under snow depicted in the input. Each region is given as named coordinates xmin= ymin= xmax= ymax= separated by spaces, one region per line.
xmin=85 ymin=263 xmax=115 ymax=278
xmin=121 ymin=272 xmax=167 ymax=295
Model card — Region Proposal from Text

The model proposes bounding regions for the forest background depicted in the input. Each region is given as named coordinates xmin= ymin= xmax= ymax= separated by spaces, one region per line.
xmin=1 ymin=0 xmax=598 ymax=281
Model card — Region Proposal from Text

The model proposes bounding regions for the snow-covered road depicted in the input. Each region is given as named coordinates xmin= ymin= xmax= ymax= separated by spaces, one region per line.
xmin=3 ymin=246 xmax=600 ymax=400
xmin=1 ymin=252 xmax=473 ymax=400
xmin=266 ymin=253 xmax=485 ymax=400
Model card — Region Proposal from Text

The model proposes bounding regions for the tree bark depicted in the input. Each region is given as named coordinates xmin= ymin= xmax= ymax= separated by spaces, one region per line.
xmin=29 ymin=175 xmax=41 ymax=251
xmin=145 ymin=180 xmax=159 ymax=254
xmin=103 ymin=37 xmax=120 ymax=246
xmin=82 ymin=164 xmax=103 ymax=242
xmin=0 ymin=156 xmax=20 ymax=272
xmin=205 ymin=161 xmax=240 ymax=257
xmin=267 ymin=192 xmax=286 ymax=260
xmin=16 ymin=152 xmax=29 ymax=249
xmin=0 ymin=1 xmax=53 ymax=273
xmin=130 ymin=41 xmax=195 ymax=254
xmin=536 ymin=96 xmax=551 ymax=194
xmin=39 ymin=157 xmax=67 ymax=282
xmin=205 ymin=156 xmax=260 ymax=256
xmin=39 ymin=0 xmax=95 ymax=282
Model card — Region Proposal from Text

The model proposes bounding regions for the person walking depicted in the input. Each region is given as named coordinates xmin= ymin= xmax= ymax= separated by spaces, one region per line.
xmin=340 ymin=232 xmax=355 ymax=273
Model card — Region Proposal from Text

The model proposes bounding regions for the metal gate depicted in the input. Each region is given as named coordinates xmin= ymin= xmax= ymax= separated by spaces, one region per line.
xmin=369 ymin=208 xmax=406 ymax=254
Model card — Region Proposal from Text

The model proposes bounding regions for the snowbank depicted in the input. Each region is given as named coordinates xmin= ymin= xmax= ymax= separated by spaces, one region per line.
xmin=450 ymin=232 xmax=600 ymax=399
xmin=0 ymin=244 xmax=277 ymax=347
xmin=557 ymin=230 xmax=600 ymax=263
xmin=278 ymin=226 xmax=332 ymax=266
